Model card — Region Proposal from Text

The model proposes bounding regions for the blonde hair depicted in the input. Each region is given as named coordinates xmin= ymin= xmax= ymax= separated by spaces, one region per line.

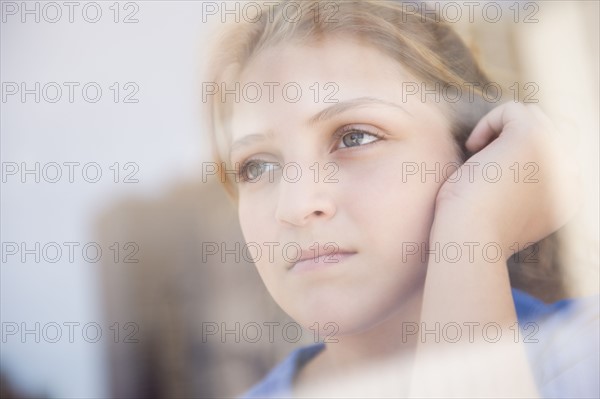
xmin=205 ymin=0 xmax=565 ymax=301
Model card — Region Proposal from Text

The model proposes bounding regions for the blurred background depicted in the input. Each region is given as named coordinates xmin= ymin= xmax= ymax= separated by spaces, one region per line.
xmin=1 ymin=1 xmax=598 ymax=398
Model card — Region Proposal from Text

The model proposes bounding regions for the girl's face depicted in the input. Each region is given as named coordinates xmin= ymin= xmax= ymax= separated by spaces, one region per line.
xmin=229 ymin=37 xmax=461 ymax=334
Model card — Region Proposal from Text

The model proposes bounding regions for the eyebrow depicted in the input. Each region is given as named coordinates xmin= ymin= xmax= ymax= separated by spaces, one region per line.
xmin=229 ymin=97 xmax=409 ymax=158
xmin=308 ymin=96 xmax=410 ymax=124
xmin=229 ymin=130 xmax=276 ymax=160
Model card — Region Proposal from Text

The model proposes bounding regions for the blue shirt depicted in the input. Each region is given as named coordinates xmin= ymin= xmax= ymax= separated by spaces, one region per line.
xmin=239 ymin=288 xmax=600 ymax=398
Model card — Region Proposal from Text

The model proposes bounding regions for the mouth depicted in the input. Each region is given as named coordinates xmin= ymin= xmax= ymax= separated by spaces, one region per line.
xmin=289 ymin=247 xmax=357 ymax=273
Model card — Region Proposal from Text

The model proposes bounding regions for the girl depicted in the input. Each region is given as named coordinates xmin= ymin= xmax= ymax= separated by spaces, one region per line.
xmin=205 ymin=1 xmax=598 ymax=397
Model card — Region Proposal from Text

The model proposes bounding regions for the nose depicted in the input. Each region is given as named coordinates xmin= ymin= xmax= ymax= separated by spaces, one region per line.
xmin=274 ymin=164 xmax=337 ymax=227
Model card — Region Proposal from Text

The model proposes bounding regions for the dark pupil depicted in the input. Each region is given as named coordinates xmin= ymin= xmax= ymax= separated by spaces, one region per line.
xmin=343 ymin=132 xmax=364 ymax=147
xmin=244 ymin=162 xmax=262 ymax=180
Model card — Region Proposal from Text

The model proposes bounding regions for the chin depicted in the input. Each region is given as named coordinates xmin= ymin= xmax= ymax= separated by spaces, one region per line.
xmin=280 ymin=292 xmax=403 ymax=338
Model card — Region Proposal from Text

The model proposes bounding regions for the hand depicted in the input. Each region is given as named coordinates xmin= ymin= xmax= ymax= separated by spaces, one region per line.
xmin=416 ymin=103 xmax=556 ymax=398
xmin=434 ymin=102 xmax=581 ymax=258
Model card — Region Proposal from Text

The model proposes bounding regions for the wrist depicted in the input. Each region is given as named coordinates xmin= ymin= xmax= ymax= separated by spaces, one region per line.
xmin=429 ymin=209 xmax=509 ymax=263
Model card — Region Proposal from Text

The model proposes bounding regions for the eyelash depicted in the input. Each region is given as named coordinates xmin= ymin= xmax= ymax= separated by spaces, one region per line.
xmin=331 ymin=126 xmax=385 ymax=151
xmin=236 ymin=158 xmax=278 ymax=184
xmin=236 ymin=126 xmax=384 ymax=183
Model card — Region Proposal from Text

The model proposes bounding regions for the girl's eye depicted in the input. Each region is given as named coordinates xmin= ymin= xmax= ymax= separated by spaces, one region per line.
xmin=334 ymin=127 xmax=383 ymax=150
xmin=237 ymin=159 xmax=280 ymax=183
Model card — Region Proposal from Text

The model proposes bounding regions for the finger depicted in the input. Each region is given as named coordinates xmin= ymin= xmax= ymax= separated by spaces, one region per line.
xmin=465 ymin=102 xmax=526 ymax=153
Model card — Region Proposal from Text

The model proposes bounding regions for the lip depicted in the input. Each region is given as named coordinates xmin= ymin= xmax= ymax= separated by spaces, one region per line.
xmin=290 ymin=247 xmax=356 ymax=273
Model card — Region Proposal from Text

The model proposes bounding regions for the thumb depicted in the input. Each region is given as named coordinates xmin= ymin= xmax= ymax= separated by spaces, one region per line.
xmin=466 ymin=102 xmax=526 ymax=153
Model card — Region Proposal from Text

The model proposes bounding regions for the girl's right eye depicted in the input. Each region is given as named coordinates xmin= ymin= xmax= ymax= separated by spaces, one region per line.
xmin=237 ymin=159 xmax=280 ymax=183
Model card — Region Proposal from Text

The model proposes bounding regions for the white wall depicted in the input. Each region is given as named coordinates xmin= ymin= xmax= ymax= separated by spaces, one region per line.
xmin=1 ymin=2 xmax=213 ymax=397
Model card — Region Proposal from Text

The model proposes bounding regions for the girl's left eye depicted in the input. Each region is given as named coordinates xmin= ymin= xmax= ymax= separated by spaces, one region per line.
xmin=334 ymin=128 xmax=383 ymax=150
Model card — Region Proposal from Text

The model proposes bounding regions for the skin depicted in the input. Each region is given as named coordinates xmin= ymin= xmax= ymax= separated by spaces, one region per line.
xmin=227 ymin=36 xmax=579 ymax=396
xmin=231 ymin=37 xmax=459 ymax=328
xmin=411 ymin=102 xmax=580 ymax=398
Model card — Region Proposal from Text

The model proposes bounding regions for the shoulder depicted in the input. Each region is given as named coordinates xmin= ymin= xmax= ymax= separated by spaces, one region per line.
xmin=512 ymin=288 xmax=600 ymax=399
xmin=238 ymin=343 xmax=326 ymax=399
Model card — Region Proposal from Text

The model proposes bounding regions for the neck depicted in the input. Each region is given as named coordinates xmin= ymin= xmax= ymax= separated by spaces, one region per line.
xmin=294 ymin=288 xmax=423 ymax=395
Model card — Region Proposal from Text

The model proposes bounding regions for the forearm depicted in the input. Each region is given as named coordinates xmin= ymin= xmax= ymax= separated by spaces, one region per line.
xmin=410 ymin=212 xmax=539 ymax=398
xmin=421 ymin=211 xmax=517 ymax=327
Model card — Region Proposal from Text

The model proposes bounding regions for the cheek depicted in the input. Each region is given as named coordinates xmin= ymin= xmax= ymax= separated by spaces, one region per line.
xmin=341 ymin=148 xmax=457 ymax=250
xmin=238 ymin=195 xmax=269 ymax=245
xmin=348 ymin=168 xmax=439 ymax=244
xmin=238 ymin=194 xmax=281 ymax=274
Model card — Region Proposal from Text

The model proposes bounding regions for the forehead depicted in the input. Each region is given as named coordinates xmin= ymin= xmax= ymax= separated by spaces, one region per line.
xmin=241 ymin=37 xmax=406 ymax=88
xmin=229 ymin=36 xmax=445 ymax=142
